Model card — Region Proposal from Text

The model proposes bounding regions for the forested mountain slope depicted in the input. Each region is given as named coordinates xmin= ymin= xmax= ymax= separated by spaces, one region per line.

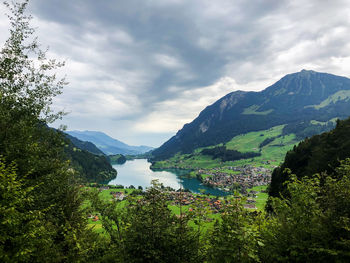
xmin=63 ymin=132 xmax=117 ymax=183
xmin=269 ymin=116 xmax=350 ymax=198
xmin=65 ymin=133 xmax=105 ymax=155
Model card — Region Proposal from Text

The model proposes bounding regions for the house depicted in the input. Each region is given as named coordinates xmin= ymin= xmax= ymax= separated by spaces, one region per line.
xmin=113 ymin=192 xmax=126 ymax=201
xmin=243 ymin=204 xmax=256 ymax=209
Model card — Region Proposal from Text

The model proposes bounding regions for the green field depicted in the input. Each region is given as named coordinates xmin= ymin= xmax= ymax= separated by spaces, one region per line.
xmin=152 ymin=124 xmax=299 ymax=171
xmin=305 ymin=90 xmax=350 ymax=109
xmin=247 ymin=185 xmax=268 ymax=210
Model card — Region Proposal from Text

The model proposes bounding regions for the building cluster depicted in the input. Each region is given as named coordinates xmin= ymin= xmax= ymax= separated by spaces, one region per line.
xmin=109 ymin=191 xmax=126 ymax=201
xmin=198 ymin=165 xmax=271 ymax=192
xmin=167 ymin=191 xmax=228 ymax=213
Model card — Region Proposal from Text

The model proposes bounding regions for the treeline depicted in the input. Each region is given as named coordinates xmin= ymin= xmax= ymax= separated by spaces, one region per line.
xmin=201 ymin=146 xmax=261 ymax=162
xmin=109 ymin=154 xmax=127 ymax=164
xmin=64 ymin=143 xmax=117 ymax=183
xmin=282 ymin=120 xmax=335 ymax=140
xmin=270 ymin=117 xmax=350 ymax=199
xmin=259 ymin=136 xmax=278 ymax=148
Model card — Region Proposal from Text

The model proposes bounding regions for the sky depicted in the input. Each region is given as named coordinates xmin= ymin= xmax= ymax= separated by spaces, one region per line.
xmin=1 ymin=0 xmax=350 ymax=147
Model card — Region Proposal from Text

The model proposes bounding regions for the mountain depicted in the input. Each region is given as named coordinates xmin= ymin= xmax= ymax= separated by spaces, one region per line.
xmin=63 ymin=139 xmax=117 ymax=183
xmin=66 ymin=130 xmax=154 ymax=155
xmin=152 ymin=70 xmax=350 ymax=160
xmin=65 ymin=133 xmax=105 ymax=155
xmin=269 ymin=116 xmax=350 ymax=199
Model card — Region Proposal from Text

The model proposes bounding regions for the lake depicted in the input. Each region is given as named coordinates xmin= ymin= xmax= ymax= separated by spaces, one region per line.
xmin=108 ymin=159 xmax=229 ymax=196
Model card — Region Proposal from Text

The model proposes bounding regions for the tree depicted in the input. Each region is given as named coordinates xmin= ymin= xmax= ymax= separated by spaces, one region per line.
xmin=0 ymin=158 xmax=51 ymax=262
xmin=262 ymin=160 xmax=350 ymax=262
xmin=0 ymin=1 xmax=95 ymax=261
xmin=207 ymin=197 xmax=261 ymax=263
xmin=0 ymin=0 xmax=66 ymax=177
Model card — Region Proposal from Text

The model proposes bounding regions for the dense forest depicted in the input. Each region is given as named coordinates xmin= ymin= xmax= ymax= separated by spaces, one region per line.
xmin=109 ymin=154 xmax=127 ymax=164
xmin=64 ymin=140 xmax=117 ymax=183
xmin=269 ymin=117 xmax=350 ymax=199
xmin=201 ymin=146 xmax=261 ymax=162
xmin=1 ymin=1 xmax=350 ymax=262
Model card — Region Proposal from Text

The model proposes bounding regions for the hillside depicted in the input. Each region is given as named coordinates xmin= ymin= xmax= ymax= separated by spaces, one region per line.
xmin=269 ymin=116 xmax=350 ymax=199
xmin=152 ymin=70 xmax=350 ymax=160
xmin=63 ymin=134 xmax=117 ymax=183
xmin=67 ymin=130 xmax=153 ymax=155
xmin=65 ymin=133 xmax=105 ymax=155
xmin=151 ymin=124 xmax=300 ymax=170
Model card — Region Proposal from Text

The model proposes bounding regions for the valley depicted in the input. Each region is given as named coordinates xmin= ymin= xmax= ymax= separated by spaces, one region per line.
xmin=3 ymin=0 xmax=350 ymax=261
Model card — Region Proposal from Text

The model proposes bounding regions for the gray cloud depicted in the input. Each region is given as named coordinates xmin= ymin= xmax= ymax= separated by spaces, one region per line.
xmin=1 ymin=0 xmax=350 ymax=146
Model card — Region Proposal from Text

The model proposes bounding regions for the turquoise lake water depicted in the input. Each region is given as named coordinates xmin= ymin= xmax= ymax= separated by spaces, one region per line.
xmin=108 ymin=159 xmax=229 ymax=196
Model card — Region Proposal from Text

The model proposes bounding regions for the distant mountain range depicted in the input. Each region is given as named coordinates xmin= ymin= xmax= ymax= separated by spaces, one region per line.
xmin=65 ymin=133 xmax=105 ymax=156
xmin=66 ymin=130 xmax=154 ymax=155
xmin=152 ymin=70 xmax=350 ymax=160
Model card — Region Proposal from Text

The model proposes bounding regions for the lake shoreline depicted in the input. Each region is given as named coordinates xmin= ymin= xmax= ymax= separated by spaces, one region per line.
xmin=108 ymin=159 xmax=230 ymax=196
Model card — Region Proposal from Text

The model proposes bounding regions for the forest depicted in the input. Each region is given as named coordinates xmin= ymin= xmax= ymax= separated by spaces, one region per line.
xmin=1 ymin=1 xmax=350 ymax=262
xmin=201 ymin=146 xmax=261 ymax=162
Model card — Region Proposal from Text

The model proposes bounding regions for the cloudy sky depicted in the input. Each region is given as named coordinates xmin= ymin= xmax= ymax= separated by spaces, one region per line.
xmin=1 ymin=0 xmax=350 ymax=147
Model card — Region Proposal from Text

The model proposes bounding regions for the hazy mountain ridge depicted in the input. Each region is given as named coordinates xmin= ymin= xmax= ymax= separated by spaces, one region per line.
xmin=152 ymin=70 xmax=350 ymax=160
xmin=65 ymin=133 xmax=105 ymax=156
xmin=66 ymin=130 xmax=154 ymax=155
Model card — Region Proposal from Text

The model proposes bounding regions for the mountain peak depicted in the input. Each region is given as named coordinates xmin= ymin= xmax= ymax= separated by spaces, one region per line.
xmin=300 ymin=69 xmax=314 ymax=73
xmin=152 ymin=70 xmax=350 ymax=159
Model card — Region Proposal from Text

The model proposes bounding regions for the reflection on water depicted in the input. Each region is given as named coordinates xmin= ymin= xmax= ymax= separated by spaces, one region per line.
xmin=108 ymin=159 xmax=229 ymax=196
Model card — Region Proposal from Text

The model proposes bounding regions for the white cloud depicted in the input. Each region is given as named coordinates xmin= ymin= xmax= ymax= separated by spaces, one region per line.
xmin=133 ymin=76 xmax=271 ymax=134
xmin=2 ymin=0 xmax=350 ymax=146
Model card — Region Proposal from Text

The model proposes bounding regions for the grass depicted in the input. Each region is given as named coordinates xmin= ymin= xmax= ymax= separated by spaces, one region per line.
xmin=86 ymin=187 xmax=268 ymax=236
xmin=305 ymin=90 xmax=350 ymax=110
xmin=247 ymin=185 xmax=268 ymax=211
xmin=153 ymin=124 xmax=299 ymax=171
xmin=311 ymin=117 xmax=339 ymax=125
xmin=242 ymin=105 xmax=274 ymax=115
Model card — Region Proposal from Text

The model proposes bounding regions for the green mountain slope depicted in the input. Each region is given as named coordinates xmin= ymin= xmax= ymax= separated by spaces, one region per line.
xmin=63 ymin=136 xmax=117 ymax=183
xmin=152 ymin=70 xmax=350 ymax=160
xmin=269 ymin=117 xmax=350 ymax=198
xmin=151 ymin=124 xmax=299 ymax=170
xmin=65 ymin=133 xmax=105 ymax=155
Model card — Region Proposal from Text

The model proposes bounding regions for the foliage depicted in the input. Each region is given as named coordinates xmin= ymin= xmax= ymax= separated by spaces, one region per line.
xmin=282 ymin=120 xmax=335 ymax=140
xmin=109 ymin=154 xmax=127 ymax=164
xmin=0 ymin=158 xmax=50 ymax=262
xmin=269 ymin=116 xmax=350 ymax=199
xmin=64 ymin=138 xmax=117 ymax=183
xmin=201 ymin=146 xmax=261 ymax=162
xmin=207 ymin=198 xmax=262 ymax=263
xmin=259 ymin=136 xmax=277 ymax=148
xmin=263 ymin=159 xmax=350 ymax=262
xmin=0 ymin=1 xmax=97 ymax=261
xmin=88 ymin=181 xmax=201 ymax=262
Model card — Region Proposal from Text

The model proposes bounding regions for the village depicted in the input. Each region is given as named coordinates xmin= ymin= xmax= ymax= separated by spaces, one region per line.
xmin=197 ymin=165 xmax=272 ymax=194
xmin=106 ymin=186 xmax=260 ymax=212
